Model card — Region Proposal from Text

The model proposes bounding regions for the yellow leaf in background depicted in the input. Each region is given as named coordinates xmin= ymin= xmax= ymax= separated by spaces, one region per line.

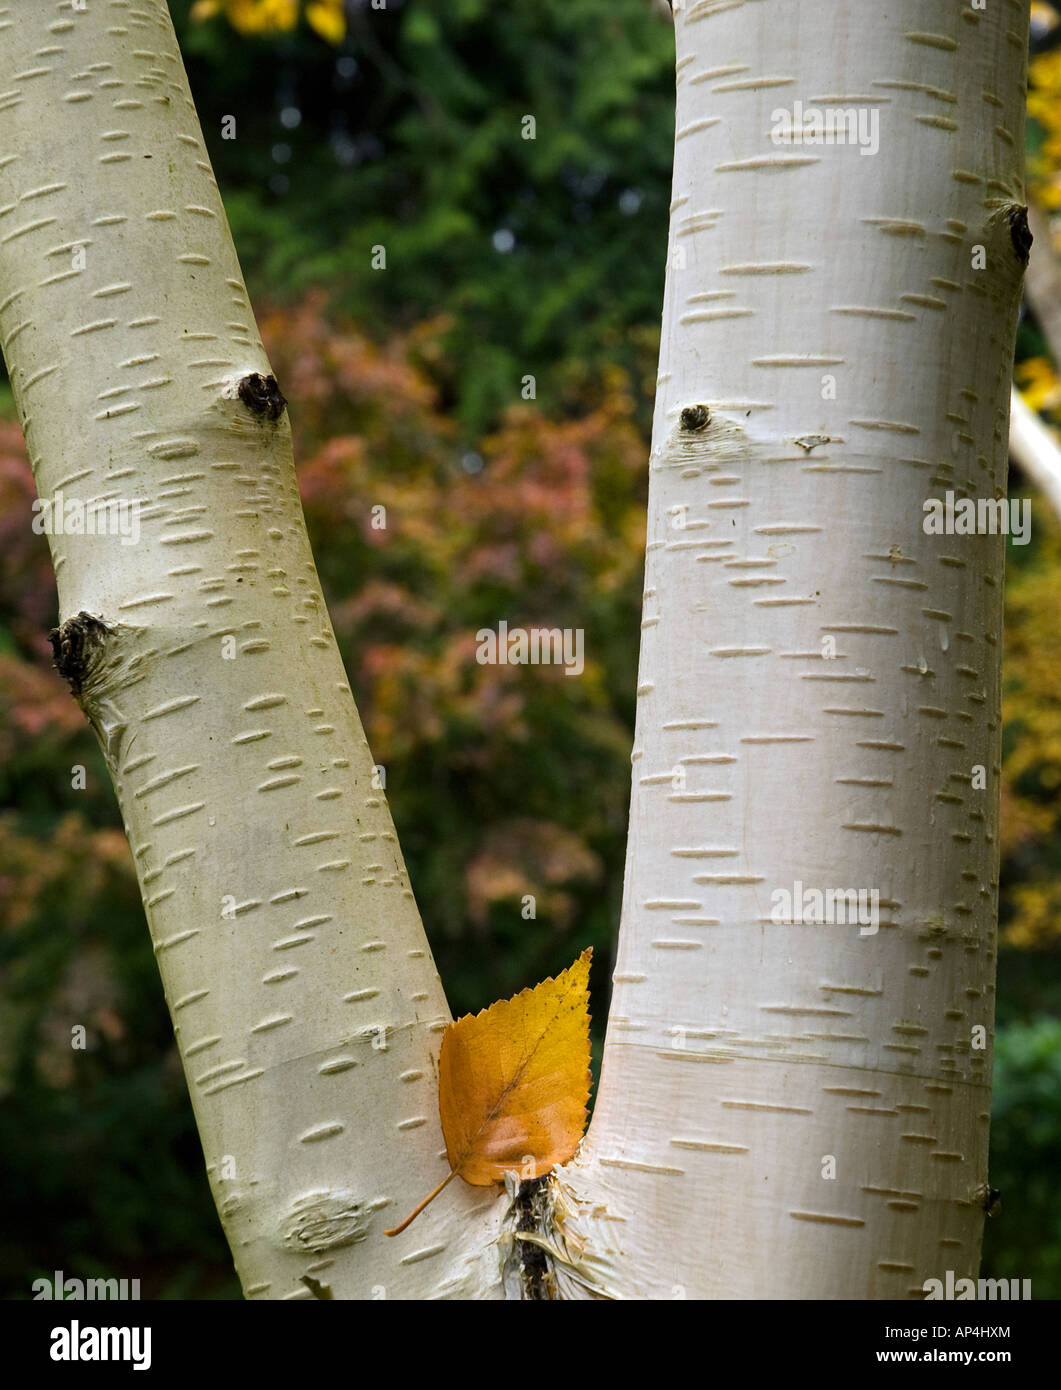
xmin=228 ymin=0 xmax=298 ymax=35
xmin=192 ymin=0 xmax=340 ymax=40
xmin=306 ymin=0 xmax=346 ymax=44
xmin=1017 ymin=356 xmax=1061 ymax=415
xmin=385 ymin=949 xmax=593 ymax=1235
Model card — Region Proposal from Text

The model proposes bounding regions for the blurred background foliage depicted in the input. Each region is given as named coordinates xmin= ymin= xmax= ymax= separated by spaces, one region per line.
xmin=1 ymin=0 xmax=1060 ymax=1298
xmin=176 ymin=0 xmax=674 ymax=437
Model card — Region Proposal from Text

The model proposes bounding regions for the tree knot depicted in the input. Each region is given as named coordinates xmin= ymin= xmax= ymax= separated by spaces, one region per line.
xmin=237 ymin=372 xmax=287 ymax=421
xmin=679 ymin=404 xmax=711 ymax=431
xmin=48 ymin=612 xmax=112 ymax=698
xmin=1007 ymin=205 xmax=1032 ymax=266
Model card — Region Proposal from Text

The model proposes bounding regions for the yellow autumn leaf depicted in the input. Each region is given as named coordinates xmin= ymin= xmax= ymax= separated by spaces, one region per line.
xmin=385 ymin=948 xmax=592 ymax=1236
xmin=230 ymin=0 xmax=297 ymax=34
xmin=1017 ymin=356 xmax=1061 ymax=414
xmin=191 ymin=0 xmax=341 ymax=40
xmin=306 ymin=0 xmax=346 ymax=44
xmin=440 ymin=946 xmax=593 ymax=1183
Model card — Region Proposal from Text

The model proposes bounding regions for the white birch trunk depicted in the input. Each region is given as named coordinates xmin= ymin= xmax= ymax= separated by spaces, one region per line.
xmin=0 ymin=0 xmax=505 ymax=1301
xmin=569 ymin=0 xmax=1029 ymax=1298
xmin=0 ymin=0 xmax=1029 ymax=1300
xmin=1009 ymin=200 xmax=1061 ymax=520
xmin=1009 ymin=385 xmax=1061 ymax=519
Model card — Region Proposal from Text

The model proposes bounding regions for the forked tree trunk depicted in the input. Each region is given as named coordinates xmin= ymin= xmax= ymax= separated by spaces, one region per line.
xmin=0 ymin=0 xmax=1028 ymax=1299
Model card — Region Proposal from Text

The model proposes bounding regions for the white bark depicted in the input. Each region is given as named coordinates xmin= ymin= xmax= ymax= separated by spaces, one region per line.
xmin=1009 ymin=199 xmax=1061 ymax=521
xmin=572 ymin=0 xmax=1029 ymax=1297
xmin=0 ymin=0 xmax=504 ymax=1301
xmin=1009 ymin=384 xmax=1061 ymax=518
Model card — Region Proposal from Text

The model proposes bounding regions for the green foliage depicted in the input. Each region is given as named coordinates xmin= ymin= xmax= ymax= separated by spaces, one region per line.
xmin=981 ymin=1019 xmax=1061 ymax=1296
xmin=170 ymin=0 xmax=674 ymax=435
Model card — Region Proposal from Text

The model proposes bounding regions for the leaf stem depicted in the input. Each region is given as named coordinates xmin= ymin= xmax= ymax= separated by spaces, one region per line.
xmin=383 ymin=1168 xmax=457 ymax=1237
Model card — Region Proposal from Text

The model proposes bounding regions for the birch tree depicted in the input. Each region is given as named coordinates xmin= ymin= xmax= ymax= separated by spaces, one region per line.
xmin=0 ymin=0 xmax=1029 ymax=1298
xmin=571 ymin=0 xmax=1031 ymax=1300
